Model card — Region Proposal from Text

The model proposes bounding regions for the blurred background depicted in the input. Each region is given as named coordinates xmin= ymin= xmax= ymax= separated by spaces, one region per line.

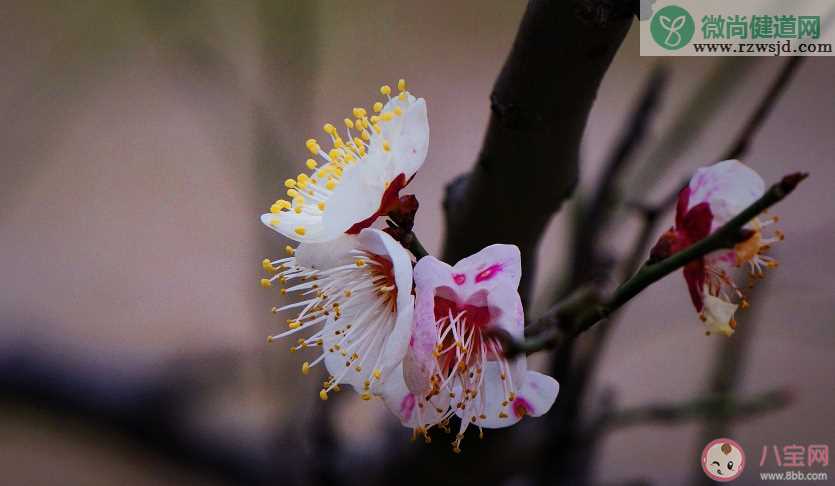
xmin=1 ymin=1 xmax=833 ymax=485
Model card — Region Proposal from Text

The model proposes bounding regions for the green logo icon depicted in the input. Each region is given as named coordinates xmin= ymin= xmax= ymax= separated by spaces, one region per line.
xmin=651 ymin=5 xmax=695 ymax=49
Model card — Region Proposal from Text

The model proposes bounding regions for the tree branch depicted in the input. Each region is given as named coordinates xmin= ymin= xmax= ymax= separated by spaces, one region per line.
xmin=594 ymin=389 xmax=791 ymax=431
xmin=498 ymin=172 xmax=807 ymax=356
xmin=441 ymin=0 xmax=632 ymax=305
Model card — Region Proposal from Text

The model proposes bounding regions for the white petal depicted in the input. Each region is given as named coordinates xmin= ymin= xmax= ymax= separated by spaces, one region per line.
xmin=294 ymin=235 xmax=358 ymax=269
xmin=390 ymin=98 xmax=429 ymax=177
xmin=358 ymin=229 xmax=415 ymax=378
xmin=688 ymin=160 xmax=766 ymax=230
xmin=469 ymin=364 xmax=559 ymax=429
xmin=453 ymin=244 xmax=522 ymax=293
xmin=379 ymin=364 xmax=449 ymax=428
xmin=408 ymin=256 xmax=456 ymax=392
xmin=260 ymin=212 xmax=333 ymax=243
xmin=701 ymin=293 xmax=738 ymax=337
xmin=321 ymin=164 xmax=386 ymax=236
xmin=462 ymin=361 xmax=523 ymax=429
xmin=514 ymin=371 xmax=559 ymax=418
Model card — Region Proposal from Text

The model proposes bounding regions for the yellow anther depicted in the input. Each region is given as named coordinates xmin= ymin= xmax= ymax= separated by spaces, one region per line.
xmin=285 ymin=245 xmax=295 ymax=256
xmin=372 ymin=124 xmax=381 ymax=134
xmin=372 ymin=369 xmax=382 ymax=380
xmin=306 ymin=158 xmax=317 ymax=170
xmin=284 ymin=178 xmax=296 ymax=189
xmin=294 ymin=207 xmax=302 ymax=214
xmin=260 ymin=278 xmax=272 ymax=288
xmin=361 ymin=129 xmax=371 ymax=141
xmin=355 ymin=258 xmax=366 ymax=267
xmin=270 ymin=218 xmax=280 ymax=226
xmin=397 ymin=79 xmax=406 ymax=92
xmin=344 ymin=290 xmax=352 ymax=298
xmin=286 ymin=188 xmax=299 ymax=198
xmin=266 ymin=336 xmax=274 ymax=343
xmin=323 ymin=123 xmax=336 ymax=134
xmin=274 ymin=199 xmax=291 ymax=211
xmin=295 ymin=226 xmax=306 ymax=236
xmin=370 ymin=115 xmax=380 ymax=123
xmin=262 ymin=258 xmax=275 ymax=272
xmin=394 ymin=106 xmax=403 ymax=116
xmin=334 ymin=138 xmax=344 ymax=149
xmin=293 ymin=196 xmax=305 ymax=206
xmin=305 ymin=138 xmax=319 ymax=155
xmin=344 ymin=118 xmax=354 ymax=129
xmin=373 ymin=101 xmax=383 ymax=113
xmin=328 ymin=148 xmax=341 ymax=160
xmin=352 ymin=107 xmax=367 ymax=118
xmin=269 ymin=203 xmax=281 ymax=214
xmin=326 ymin=179 xmax=336 ymax=190
xmin=319 ymin=389 xmax=329 ymax=401
xmin=398 ymin=92 xmax=406 ymax=101
xmin=380 ymin=85 xmax=391 ymax=96
xmin=302 ymin=361 xmax=310 ymax=375
xmin=383 ymin=140 xmax=391 ymax=152
xmin=498 ymin=412 xmax=509 ymax=419
xmin=381 ymin=112 xmax=394 ymax=122
xmin=361 ymin=392 xmax=372 ymax=401
xmin=317 ymin=202 xmax=325 ymax=211
xmin=288 ymin=321 xmax=301 ymax=329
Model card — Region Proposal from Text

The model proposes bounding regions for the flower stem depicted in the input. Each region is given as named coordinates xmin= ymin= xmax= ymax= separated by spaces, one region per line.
xmin=403 ymin=231 xmax=429 ymax=259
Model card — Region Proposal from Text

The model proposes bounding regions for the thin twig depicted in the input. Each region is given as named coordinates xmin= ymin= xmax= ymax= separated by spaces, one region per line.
xmin=569 ymin=66 xmax=668 ymax=289
xmin=644 ymin=56 xmax=805 ymax=221
xmin=499 ymin=172 xmax=807 ymax=356
xmin=724 ymin=57 xmax=804 ymax=160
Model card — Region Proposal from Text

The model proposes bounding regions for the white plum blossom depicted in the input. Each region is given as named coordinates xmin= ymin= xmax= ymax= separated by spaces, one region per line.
xmin=380 ymin=244 xmax=559 ymax=452
xmin=261 ymin=79 xmax=429 ymax=243
xmin=651 ymin=160 xmax=783 ymax=336
xmin=261 ymin=228 xmax=414 ymax=400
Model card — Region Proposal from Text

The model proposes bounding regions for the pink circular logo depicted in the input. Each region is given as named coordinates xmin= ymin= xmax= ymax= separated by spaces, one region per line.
xmin=701 ymin=438 xmax=746 ymax=482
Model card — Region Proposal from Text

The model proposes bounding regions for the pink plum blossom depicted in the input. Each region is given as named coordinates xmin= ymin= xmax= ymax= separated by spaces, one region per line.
xmin=381 ymin=244 xmax=559 ymax=452
xmin=651 ymin=160 xmax=783 ymax=336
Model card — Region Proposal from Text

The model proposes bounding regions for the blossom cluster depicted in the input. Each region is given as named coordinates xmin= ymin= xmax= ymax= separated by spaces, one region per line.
xmin=259 ymin=80 xmax=558 ymax=451
xmin=257 ymin=80 xmax=780 ymax=451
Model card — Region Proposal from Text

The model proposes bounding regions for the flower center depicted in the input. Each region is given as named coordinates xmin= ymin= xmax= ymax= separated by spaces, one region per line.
xmin=262 ymin=247 xmax=402 ymax=400
xmin=428 ymin=296 xmax=517 ymax=452
xmin=369 ymin=254 xmax=398 ymax=312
